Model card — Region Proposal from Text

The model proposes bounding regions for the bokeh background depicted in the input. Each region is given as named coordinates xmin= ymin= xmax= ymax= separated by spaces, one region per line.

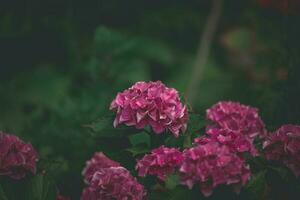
xmin=0 ymin=0 xmax=300 ymax=199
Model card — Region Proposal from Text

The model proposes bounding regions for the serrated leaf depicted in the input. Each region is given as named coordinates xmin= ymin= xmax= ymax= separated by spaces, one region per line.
xmin=128 ymin=132 xmax=151 ymax=147
xmin=165 ymin=174 xmax=180 ymax=190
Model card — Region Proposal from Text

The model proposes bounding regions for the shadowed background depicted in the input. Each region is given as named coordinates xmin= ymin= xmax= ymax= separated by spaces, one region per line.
xmin=0 ymin=0 xmax=300 ymax=199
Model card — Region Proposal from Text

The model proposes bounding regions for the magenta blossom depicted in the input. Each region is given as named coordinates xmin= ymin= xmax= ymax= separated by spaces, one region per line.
xmin=82 ymin=152 xmax=120 ymax=184
xmin=263 ymin=124 xmax=300 ymax=177
xmin=0 ymin=132 xmax=39 ymax=180
xmin=205 ymin=101 xmax=266 ymax=156
xmin=206 ymin=101 xmax=266 ymax=139
xmin=81 ymin=167 xmax=146 ymax=200
xmin=110 ymin=81 xmax=188 ymax=137
xmin=180 ymin=139 xmax=251 ymax=197
xmin=136 ymin=146 xmax=183 ymax=181
xmin=197 ymin=128 xmax=258 ymax=156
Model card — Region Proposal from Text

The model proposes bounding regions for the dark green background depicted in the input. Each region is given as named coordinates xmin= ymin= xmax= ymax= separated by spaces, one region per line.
xmin=0 ymin=0 xmax=300 ymax=199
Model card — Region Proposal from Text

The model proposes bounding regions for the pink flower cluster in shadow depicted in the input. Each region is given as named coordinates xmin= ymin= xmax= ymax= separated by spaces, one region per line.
xmin=0 ymin=132 xmax=39 ymax=180
xmin=180 ymin=138 xmax=251 ymax=196
xmin=206 ymin=101 xmax=266 ymax=156
xmin=263 ymin=124 xmax=300 ymax=177
xmin=81 ymin=152 xmax=146 ymax=200
xmin=136 ymin=146 xmax=183 ymax=181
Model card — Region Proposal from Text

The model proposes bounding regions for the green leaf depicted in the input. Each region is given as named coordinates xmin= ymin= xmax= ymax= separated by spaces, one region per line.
xmin=128 ymin=132 xmax=151 ymax=147
xmin=25 ymin=174 xmax=56 ymax=200
xmin=0 ymin=174 xmax=56 ymax=200
xmin=165 ymin=174 xmax=180 ymax=190
xmin=269 ymin=166 xmax=293 ymax=181
xmin=164 ymin=135 xmax=184 ymax=148
xmin=168 ymin=187 xmax=191 ymax=200
xmin=85 ymin=116 xmax=113 ymax=132
xmin=86 ymin=115 xmax=147 ymax=139
xmin=126 ymin=146 xmax=149 ymax=157
xmin=0 ymin=185 xmax=9 ymax=200
xmin=245 ymin=171 xmax=266 ymax=200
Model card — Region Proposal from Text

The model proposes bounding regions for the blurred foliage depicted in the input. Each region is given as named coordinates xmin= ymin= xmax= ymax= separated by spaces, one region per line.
xmin=0 ymin=174 xmax=56 ymax=200
xmin=0 ymin=0 xmax=300 ymax=199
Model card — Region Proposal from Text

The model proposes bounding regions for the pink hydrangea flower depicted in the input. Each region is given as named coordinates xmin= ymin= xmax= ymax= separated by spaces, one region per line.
xmin=82 ymin=152 xmax=120 ymax=183
xmin=206 ymin=101 xmax=266 ymax=139
xmin=205 ymin=101 xmax=266 ymax=156
xmin=180 ymin=139 xmax=251 ymax=197
xmin=263 ymin=124 xmax=300 ymax=177
xmin=110 ymin=81 xmax=188 ymax=137
xmin=81 ymin=167 xmax=146 ymax=200
xmin=0 ymin=132 xmax=39 ymax=180
xmin=136 ymin=146 xmax=183 ymax=181
xmin=196 ymin=128 xmax=259 ymax=156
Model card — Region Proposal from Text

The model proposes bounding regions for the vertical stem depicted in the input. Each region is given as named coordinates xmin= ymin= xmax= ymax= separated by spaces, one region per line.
xmin=186 ymin=0 xmax=223 ymax=107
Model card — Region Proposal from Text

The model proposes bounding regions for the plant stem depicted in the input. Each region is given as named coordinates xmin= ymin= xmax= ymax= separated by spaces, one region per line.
xmin=186 ymin=0 xmax=223 ymax=107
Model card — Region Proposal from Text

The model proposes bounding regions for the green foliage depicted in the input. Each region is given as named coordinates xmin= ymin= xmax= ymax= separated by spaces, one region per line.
xmin=165 ymin=174 xmax=181 ymax=190
xmin=244 ymin=171 xmax=267 ymax=200
xmin=0 ymin=175 xmax=55 ymax=200
xmin=0 ymin=0 xmax=300 ymax=198
xmin=128 ymin=132 xmax=151 ymax=147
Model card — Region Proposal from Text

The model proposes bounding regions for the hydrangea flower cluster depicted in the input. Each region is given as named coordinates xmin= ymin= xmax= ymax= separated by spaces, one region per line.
xmin=82 ymin=152 xmax=120 ymax=183
xmin=263 ymin=125 xmax=300 ymax=177
xmin=81 ymin=152 xmax=146 ymax=200
xmin=82 ymin=167 xmax=146 ymax=200
xmin=136 ymin=146 xmax=183 ymax=181
xmin=180 ymin=139 xmax=251 ymax=197
xmin=0 ymin=132 xmax=39 ymax=180
xmin=110 ymin=81 xmax=188 ymax=137
xmin=205 ymin=101 xmax=266 ymax=156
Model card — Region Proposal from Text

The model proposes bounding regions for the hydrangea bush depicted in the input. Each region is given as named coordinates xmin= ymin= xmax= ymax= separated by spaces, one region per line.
xmin=1 ymin=80 xmax=300 ymax=199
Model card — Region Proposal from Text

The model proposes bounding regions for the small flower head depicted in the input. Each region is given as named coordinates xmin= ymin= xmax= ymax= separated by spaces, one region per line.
xmin=81 ymin=167 xmax=146 ymax=200
xmin=205 ymin=101 xmax=266 ymax=156
xmin=206 ymin=101 xmax=265 ymax=139
xmin=201 ymin=126 xmax=259 ymax=156
xmin=0 ymin=132 xmax=39 ymax=179
xmin=263 ymin=124 xmax=300 ymax=177
xmin=82 ymin=152 xmax=120 ymax=183
xmin=180 ymin=138 xmax=251 ymax=197
xmin=136 ymin=146 xmax=183 ymax=181
xmin=110 ymin=81 xmax=188 ymax=137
